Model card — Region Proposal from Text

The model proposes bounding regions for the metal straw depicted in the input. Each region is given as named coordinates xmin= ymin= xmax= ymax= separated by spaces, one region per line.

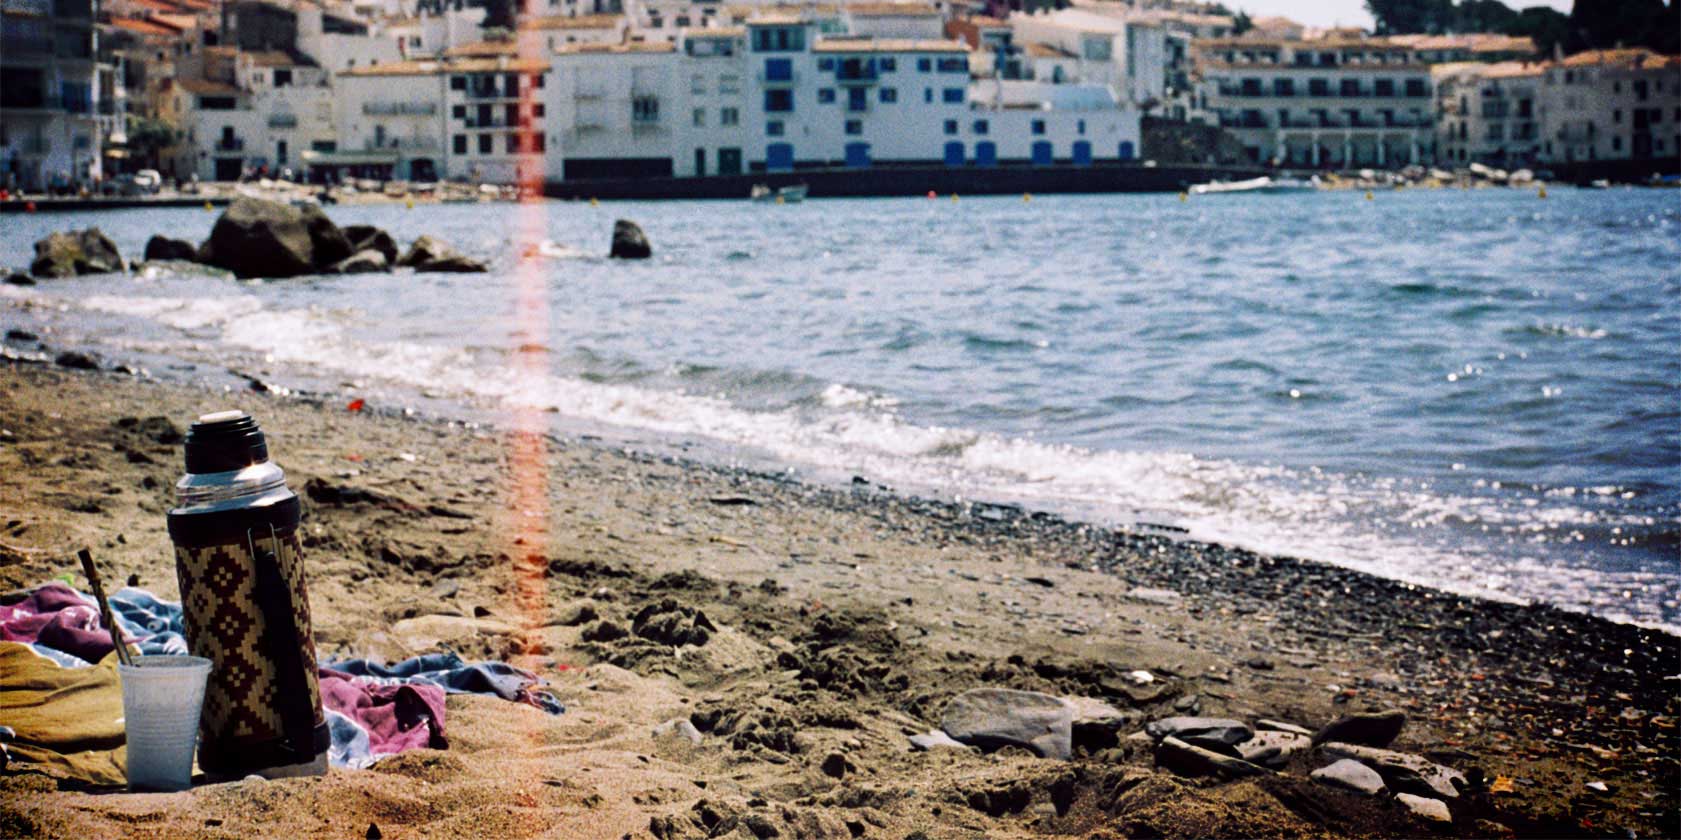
xmin=78 ymin=548 xmax=133 ymax=667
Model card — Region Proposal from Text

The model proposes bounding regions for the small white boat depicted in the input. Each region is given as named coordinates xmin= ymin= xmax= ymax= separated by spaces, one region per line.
xmin=750 ymin=184 xmax=808 ymax=203
xmin=1189 ymin=176 xmax=1319 ymax=196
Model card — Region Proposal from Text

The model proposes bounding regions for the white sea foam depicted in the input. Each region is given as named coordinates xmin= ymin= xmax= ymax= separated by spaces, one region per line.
xmin=54 ymin=290 xmax=1681 ymax=631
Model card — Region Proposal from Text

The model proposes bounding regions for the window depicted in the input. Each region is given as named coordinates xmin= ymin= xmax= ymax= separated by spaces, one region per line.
xmin=1612 ymin=135 xmax=1622 ymax=151
xmin=507 ymin=133 xmax=518 ymax=154
xmin=1273 ymin=78 xmax=1293 ymax=96
xmin=918 ymin=57 xmax=931 ymax=72
xmin=818 ymin=88 xmax=835 ymax=103
xmin=1309 ymin=78 xmax=1329 ymax=96
xmin=764 ymin=58 xmax=792 ymax=82
xmin=450 ymin=75 xmax=466 ymax=90
xmin=505 ymin=73 xmax=520 ymax=96
xmin=1613 ymin=109 xmax=1621 ymax=123
xmin=533 ymin=103 xmax=544 ymax=118
xmin=721 ymin=107 xmax=739 ymax=126
xmin=633 ymin=95 xmax=659 ymax=122
xmin=453 ymin=134 xmax=466 ymax=154
xmin=273 ymin=69 xmax=292 ymax=87
xmin=972 ymin=119 xmax=988 ymax=134
xmin=1374 ymin=79 xmax=1394 ymax=97
xmin=937 ymin=57 xmax=965 ymax=73
xmin=879 ymin=57 xmax=895 ymax=72
xmin=1340 ymin=78 xmax=1359 ymax=96
xmin=879 ymin=87 xmax=896 ymax=103
xmin=534 ymin=132 xmax=546 ymax=152
xmin=942 ymin=87 xmax=963 ymax=103
xmin=1031 ymin=119 xmax=1045 ymax=135
xmin=692 ymin=73 xmax=706 ymax=94
xmin=765 ymin=89 xmax=793 ymax=112
xmin=943 ymin=119 xmax=957 ymax=135
xmin=845 ymin=119 xmax=862 ymax=135
xmin=1077 ymin=119 xmax=1086 ymax=134
xmin=751 ymin=25 xmax=804 ymax=52
xmin=719 ymin=74 xmax=741 ymax=94
xmin=1405 ymin=78 xmax=1424 ymax=97
xmin=453 ymin=105 xmax=466 ymax=118
xmin=924 ymin=87 xmax=932 ymax=103
xmin=766 ymin=120 xmax=784 ymax=136
xmin=818 ymin=57 xmax=835 ymax=71
xmin=478 ymin=133 xmax=492 ymax=154
xmin=693 ymin=107 xmax=705 ymax=126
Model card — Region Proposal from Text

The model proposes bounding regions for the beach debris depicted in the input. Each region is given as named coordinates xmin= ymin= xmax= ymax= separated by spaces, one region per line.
xmin=1311 ymin=758 xmax=1387 ymax=795
xmin=1313 ymin=709 xmax=1406 ymax=747
xmin=396 ymin=235 xmax=487 ymax=273
xmin=609 ymin=219 xmax=653 ymax=259
xmin=707 ymin=496 xmax=758 ymax=506
xmin=1155 ymin=735 xmax=1270 ymax=778
xmin=1123 ymin=587 xmax=1182 ymax=606
xmin=653 ymin=718 xmax=703 ymax=745
xmin=343 ymin=225 xmax=399 ymax=264
xmin=1256 ymin=719 xmax=1314 ymax=737
xmin=941 ymin=688 xmax=1073 ymax=760
xmin=1235 ymin=729 xmax=1311 ymax=767
xmin=1585 ymin=780 xmax=1610 ymax=793
xmin=1126 ymin=669 xmax=1155 ymax=686
xmin=347 ymin=398 xmax=365 ymax=412
xmin=143 ymin=235 xmax=197 ymax=263
xmin=1396 ymin=792 xmax=1452 ymax=822
xmin=1318 ymin=741 xmax=1468 ymax=799
xmin=908 ymin=729 xmax=968 ymax=751
xmin=1144 ymin=717 xmax=1253 ymax=752
xmin=330 ymin=249 xmax=391 ymax=275
xmin=54 ymin=351 xmax=99 ymax=370
xmin=30 ymin=228 xmax=123 ymax=278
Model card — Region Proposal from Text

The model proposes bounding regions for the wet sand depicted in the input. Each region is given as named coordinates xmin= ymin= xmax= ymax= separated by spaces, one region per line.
xmin=1 ymin=361 xmax=1675 ymax=839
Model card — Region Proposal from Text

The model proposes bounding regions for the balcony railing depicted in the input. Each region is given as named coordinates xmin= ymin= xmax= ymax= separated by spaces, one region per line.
xmin=363 ymin=101 xmax=436 ymax=116
xmin=465 ymin=86 xmax=507 ymax=99
xmin=268 ymin=112 xmax=298 ymax=127
xmin=758 ymin=69 xmax=798 ymax=84
xmin=1 ymin=0 xmax=51 ymax=14
xmin=214 ymin=137 xmax=245 ymax=151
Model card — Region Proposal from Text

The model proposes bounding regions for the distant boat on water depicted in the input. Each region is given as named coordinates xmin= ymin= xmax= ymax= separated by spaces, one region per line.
xmin=1189 ymin=176 xmax=1320 ymax=196
xmin=751 ymin=184 xmax=808 ymax=203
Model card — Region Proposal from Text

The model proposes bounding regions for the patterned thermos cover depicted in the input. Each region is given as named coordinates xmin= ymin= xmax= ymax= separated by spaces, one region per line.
xmin=167 ymin=411 xmax=327 ymax=776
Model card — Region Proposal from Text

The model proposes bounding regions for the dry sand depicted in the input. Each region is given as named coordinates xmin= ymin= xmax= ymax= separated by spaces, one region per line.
xmin=1 ymin=362 xmax=1675 ymax=839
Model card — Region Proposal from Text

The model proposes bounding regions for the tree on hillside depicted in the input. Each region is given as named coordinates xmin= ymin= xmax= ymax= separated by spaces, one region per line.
xmin=1506 ymin=6 xmax=1570 ymax=54
xmin=480 ymin=0 xmax=517 ymax=31
xmin=1366 ymin=0 xmax=1452 ymax=33
xmin=1233 ymin=9 xmax=1253 ymax=34
xmin=1566 ymin=0 xmax=1679 ymax=54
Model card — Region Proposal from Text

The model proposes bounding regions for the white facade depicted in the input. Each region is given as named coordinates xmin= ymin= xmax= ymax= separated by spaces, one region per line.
xmin=1434 ymin=61 xmax=1542 ymax=166
xmin=1 ymin=0 xmax=108 ymax=191
xmin=1193 ymin=36 xmax=1435 ymax=168
xmin=1008 ymin=9 xmax=1166 ymax=108
xmin=1537 ymin=49 xmax=1681 ymax=165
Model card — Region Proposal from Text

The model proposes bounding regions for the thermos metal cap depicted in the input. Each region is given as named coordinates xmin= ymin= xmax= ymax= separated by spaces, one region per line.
xmin=184 ymin=410 xmax=271 ymax=475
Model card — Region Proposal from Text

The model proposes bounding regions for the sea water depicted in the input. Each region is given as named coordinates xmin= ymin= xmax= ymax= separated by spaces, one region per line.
xmin=3 ymin=187 xmax=1677 ymax=629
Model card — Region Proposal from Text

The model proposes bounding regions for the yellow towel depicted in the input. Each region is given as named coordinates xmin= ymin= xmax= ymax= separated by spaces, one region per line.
xmin=0 ymin=642 xmax=127 ymax=787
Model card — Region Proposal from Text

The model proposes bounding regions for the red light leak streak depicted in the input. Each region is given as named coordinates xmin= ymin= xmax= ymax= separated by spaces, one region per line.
xmin=507 ymin=40 xmax=552 ymax=823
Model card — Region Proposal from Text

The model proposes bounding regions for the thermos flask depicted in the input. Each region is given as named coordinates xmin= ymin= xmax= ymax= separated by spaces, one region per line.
xmin=167 ymin=410 xmax=328 ymax=778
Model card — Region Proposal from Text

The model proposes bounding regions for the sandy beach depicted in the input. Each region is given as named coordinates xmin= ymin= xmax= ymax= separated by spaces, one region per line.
xmin=1 ymin=360 xmax=1675 ymax=839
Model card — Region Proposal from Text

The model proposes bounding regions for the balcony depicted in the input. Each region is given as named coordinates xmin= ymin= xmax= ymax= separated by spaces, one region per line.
xmin=268 ymin=112 xmax=298 ymax=128
xmin=835 ymin=60 xmax=877 ymax=85
xmin=462 ymin=117 xmax=509 ymax=128
xmin=214 ymin=137 xmax=245 ymax=152
xmin=465 ymin=86 xmax=505 ymax=99
xmin=758 ymin=69 xmax=796 ymax=85
xmin=363 ymin=101 xmax=436 ymax=116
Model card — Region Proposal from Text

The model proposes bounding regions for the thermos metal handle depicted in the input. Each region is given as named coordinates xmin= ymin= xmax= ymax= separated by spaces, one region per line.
xmin=248 ymin=526 xmax=318 ymax=762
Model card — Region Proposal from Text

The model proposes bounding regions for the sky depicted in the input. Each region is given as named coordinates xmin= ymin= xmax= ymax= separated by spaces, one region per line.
xmin=1228 ymin=0 xmax=1574 ymax=29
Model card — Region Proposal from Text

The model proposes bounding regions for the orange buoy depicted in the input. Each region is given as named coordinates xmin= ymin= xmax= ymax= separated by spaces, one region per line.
xmin=926 ymin=190 xmax=936 ymax=199
xmin=25 ymin=201 xmax=37 ymax=212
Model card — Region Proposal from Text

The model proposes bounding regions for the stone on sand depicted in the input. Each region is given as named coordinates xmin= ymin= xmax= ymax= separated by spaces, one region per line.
xmin=1144 ymin=717 xmax=1253 ymax=751
xmin=941 ymin=688 xmax=1073 ymax=760
xmin=1313 ymin=709 xmax=1406 ymax=747
xmin=1319 ymin=741 xmax=1468 ymax=800
xmin=1154 ymin=736 xmax=1270 ymax=778
xmin=1396 ymin=792 xmax=1452 ymax=823
xmin=1235 ymin=729 xmax=1311 ymax=767
xmin=1312 ymin=758 xmax=1387 ymax=795
xmin=907 ymin=729 xmax=968 ymax=751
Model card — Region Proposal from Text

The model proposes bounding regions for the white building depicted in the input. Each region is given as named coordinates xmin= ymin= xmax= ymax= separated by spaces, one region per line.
xmin=335 ymin=53 xmax=560 ymax=182
xmin=1193 ymin=34 xmax=1435 ymax=168
xmin=1537 ymin=48 xmax=1680 ymax=165
xmin=1 ymin=0 xmax=109 ymax=191
xmin=548 ymin=40 xmax=684 ymax=177
xmin=1006 ymin=8 xmax=1166 ymax=108
xmin=1434 ymin=60 xmax=1543 ymax=166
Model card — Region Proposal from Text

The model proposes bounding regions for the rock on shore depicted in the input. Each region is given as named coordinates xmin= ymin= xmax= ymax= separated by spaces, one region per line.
xmin=30 ymin=228 xmax=123 ymax=278
xmin=397 ymin=235 xmax=487 ymax=273
xmin=609 ymin=219 xmax=652 ymax=259
xmin=197 ymin=197 xmax=324 ymax=278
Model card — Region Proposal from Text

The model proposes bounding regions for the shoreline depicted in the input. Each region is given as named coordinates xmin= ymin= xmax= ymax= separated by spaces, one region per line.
xmin=2 ymin=362 xmax=1676 ymax=838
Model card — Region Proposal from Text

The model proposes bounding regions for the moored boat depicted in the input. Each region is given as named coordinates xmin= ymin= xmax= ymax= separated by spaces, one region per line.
xmin=1188 ymin=176 xmax=1319 ymax=195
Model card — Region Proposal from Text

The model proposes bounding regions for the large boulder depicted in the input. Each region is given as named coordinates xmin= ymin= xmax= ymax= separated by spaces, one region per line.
xmin=31 ymin=229 xmax=124 ymax=277
xmin=397 ymin=235 xmax=486 ymax=273
xmin=941 ymin=688 xmax=1072 ymax=760
xmin=143 ymin=235 xmax=198 ymax=262
xmin=198 ymin=198 xmax=316 ymax=278
xmin=298 ymin=204 xmax=353 ymax=269
xmin=608 ymin=219 xmax=651 ymax=259
xmin=343 ymin=224 xmax=399 ymax=265
xmin=1318 ymin=742 xmax=1468 ymax=800
xmin=330 ymin=249 xmax=390 ymax=275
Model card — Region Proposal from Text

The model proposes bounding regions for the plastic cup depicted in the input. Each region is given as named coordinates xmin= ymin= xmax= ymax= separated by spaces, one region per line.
xmin=118 ymin=655 xmax=213 ymax=792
